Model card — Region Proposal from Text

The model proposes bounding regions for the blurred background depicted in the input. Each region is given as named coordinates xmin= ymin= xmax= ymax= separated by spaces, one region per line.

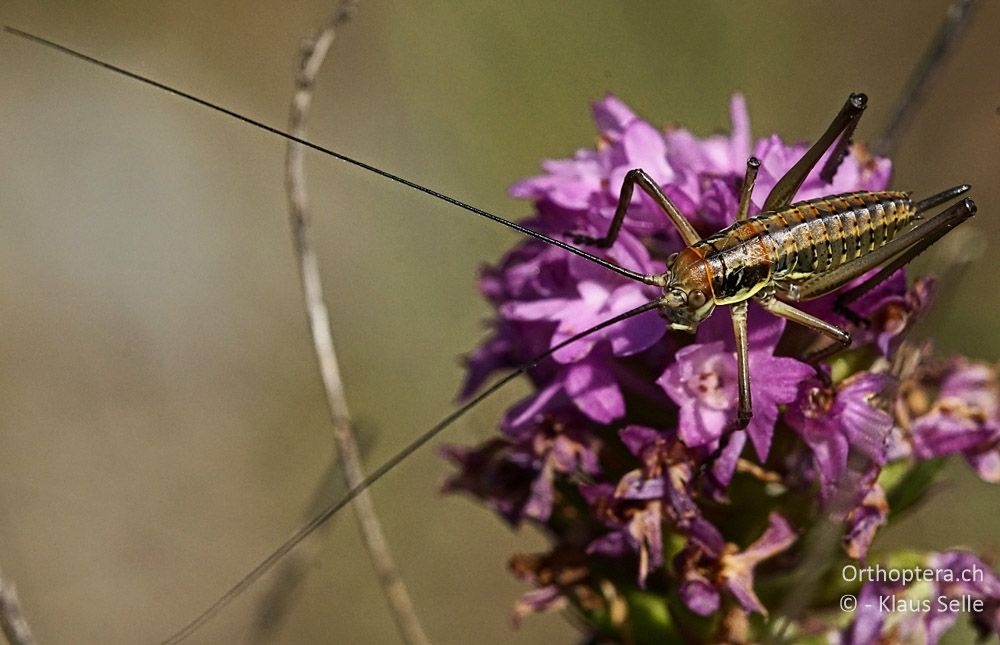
xmin=0 ymin=1 xmax=998 ymax=643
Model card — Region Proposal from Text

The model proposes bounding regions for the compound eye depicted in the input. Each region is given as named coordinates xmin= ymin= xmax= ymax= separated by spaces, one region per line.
xmin=688 ymin=289 xmax=707 ymax=308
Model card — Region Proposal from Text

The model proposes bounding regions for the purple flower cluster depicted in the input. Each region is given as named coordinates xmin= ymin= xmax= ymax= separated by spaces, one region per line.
xmin=442 ymin=95 xmax=1000 ymax=643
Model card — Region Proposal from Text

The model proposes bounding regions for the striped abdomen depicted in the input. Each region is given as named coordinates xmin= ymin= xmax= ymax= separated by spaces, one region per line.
xmin=696 ymin=191 xmax=915 ymax=303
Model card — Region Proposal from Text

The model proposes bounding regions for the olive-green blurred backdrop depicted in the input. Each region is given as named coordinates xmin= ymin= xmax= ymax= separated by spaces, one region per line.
xmin=0 ymin=2 xmax=998 ymax=643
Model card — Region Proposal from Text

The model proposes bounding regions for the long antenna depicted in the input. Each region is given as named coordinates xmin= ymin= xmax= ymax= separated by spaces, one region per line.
xmin=3 ymin=26 xmax=660 ymax=287
xmin=5 ymin=24 xmax=669 ymax=642
xmin=160 ymin=298 xmax=661 ymax=644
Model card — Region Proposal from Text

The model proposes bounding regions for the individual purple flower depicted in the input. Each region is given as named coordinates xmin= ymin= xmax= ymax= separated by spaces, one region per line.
xmin=510 ymin=585 xmax=565 ymax=628
xmin=800 ymin=270 xmax=935 ymax=359
xmin=500 ymin=265 xmax=664 ymax=365
xmin=506 ymin=396 xmax=603 ymax=520
xmin=440 ymin=439 xmax=535 ymax=525
xmin=463 ymin=220 xmax=661 ymax=397
xmin=752 ymin=135 xmax=891 ymax=207
xmin=464 ymin=225 xmax=667 ymax=423
xmin=503 ymin=350 xmax=627 ymax=425
xmin=843 ymin=480 xmax=888 ymax=560
xmin=941 ymin=359 xmax=1000 ymax=416
xmin=719 ymin=513 xmax=797 ymax=615
xmin=909 ymin=409 xmax=994 ymax=462
xmin=460 ymin=239 xmax=578 ymax=399
xmin=460 ymin=318 xmax=551 ymax=400
xmin=786 ymin=372 xmax=893 ymax=502
xmin=615 ymin=426 xmax=724 ymax=549
xmin=658 ymin=307 xmax=813 ymax=465
xmin=508 ymin=149 xmax=609 ymax=213
xmin=508 ymin=94 xmax=635 ymax=217
xmin=859 ymin=275 xmax=935 ymax=357
xmin=510 ymin=96 xmax=683 ymax=240
xmin=835 ymin=579 xmax=901 ymax=645
xmin=697 ymin=176 xmax=742 ymax=232
xmin=601 ymin=119 xmax=682 ymax=236
xmin=442 ymin=389 xmax=601 ymax=524
xmin=581 ymin=426 xmax=724 ymax=589
xmin=481 ymin=229 xmax=667 ymax=424
xmin=508 ymin=548 xmax=601 ymax=628
xmin=663 ymin=94 xmax=753 ymax=219
xmin=582 ymin=481 xmax=666 ymax=589
xmin=658 ymin=341 xmax=736 ymax=447
xmin=924 ymin=551 xmax=1000 ymax=643
xmin=905 ymin=357 xmax=1000 ymax=483
xmin=674 ymin=512 xmax=796 ymax=617
xmin=666 ymin=95 xmax=751 ymax=179
xmin=592 ymin=93 xmax=640 ymax=136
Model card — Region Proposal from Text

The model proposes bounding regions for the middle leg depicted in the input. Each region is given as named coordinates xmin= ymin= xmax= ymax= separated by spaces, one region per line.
xmin=730 ymin=301 xmax=753 ymax=428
